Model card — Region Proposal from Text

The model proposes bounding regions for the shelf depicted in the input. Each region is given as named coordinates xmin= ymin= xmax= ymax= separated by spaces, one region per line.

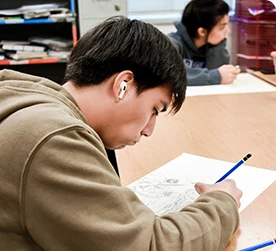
xmin=0 ymin=15 xmax=76 ymax=25
xmin=231 ymin=17 xmax=276 ymax=24
xmin=237 ymin=54 xmax=273 ymax=60
xmin=0 ymin=57 xmax=68 ymax=65
xmin=0 ymin=0 xmax=76 ymax=83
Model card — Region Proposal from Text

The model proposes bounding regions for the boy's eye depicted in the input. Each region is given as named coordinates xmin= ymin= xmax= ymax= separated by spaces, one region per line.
xmin=153 ymin=108 xmax=159 ymax=116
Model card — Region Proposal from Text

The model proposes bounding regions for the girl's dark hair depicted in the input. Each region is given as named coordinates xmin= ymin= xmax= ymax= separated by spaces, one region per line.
xmin=181 ymin=0 xmax=230 ymax=38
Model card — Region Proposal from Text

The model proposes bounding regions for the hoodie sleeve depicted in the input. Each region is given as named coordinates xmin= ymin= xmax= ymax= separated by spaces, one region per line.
xmin=206 ymin=39 xmax=230 ymax=69
xmin=185 ymin=66 xmax=221 ymax=86
xmin=168 ymin=32 xmax=183 ymax=55
xmin=188 ymin=39 xmax=230 ymax=86
xmin=187 ymin=40 xmax=230 ymax=86
xmin=168 ymin=33 xmax=222 ymax=86
xmin=21 ymin=128 xmax=239 ymax=251
xmin=168 ymin=32 xmax=229 ymax=86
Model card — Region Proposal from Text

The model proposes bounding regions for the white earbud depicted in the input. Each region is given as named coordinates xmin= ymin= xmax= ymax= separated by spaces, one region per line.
xmin=118 ymin=81 xmax=127 ymax=99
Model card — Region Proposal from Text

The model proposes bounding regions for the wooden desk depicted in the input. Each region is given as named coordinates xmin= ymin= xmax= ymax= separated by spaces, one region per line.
xmin=253 ymin=71 xmax=276 ymax=87
xmin=116 ymin=92 xmax=276 ymax=251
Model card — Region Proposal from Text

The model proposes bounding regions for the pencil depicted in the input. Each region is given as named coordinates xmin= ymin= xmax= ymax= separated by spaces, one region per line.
xmin=215 ymin=153 xmax=252 ymax=183
xmin=238 ymin=238 xmax=276 ymax=251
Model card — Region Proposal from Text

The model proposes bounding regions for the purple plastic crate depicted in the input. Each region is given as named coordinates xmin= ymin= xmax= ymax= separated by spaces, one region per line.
xmin=236 ymin=20 xmax=276 ymax=56
xmin=235 ymin=0 xmax=276 ymax=20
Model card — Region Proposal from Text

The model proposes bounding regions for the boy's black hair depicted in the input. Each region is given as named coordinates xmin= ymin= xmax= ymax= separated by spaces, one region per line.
xmin=64 ymin=16 xmax=186 ymax=113
xmin=181 ymin=0 xmax=230 ymax=38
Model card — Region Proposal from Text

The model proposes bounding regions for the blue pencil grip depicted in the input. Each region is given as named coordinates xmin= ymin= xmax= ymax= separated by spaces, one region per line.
xmin=239 ymin=240 xmax=275 ymax=251
xmin=215 ymin=160 xmax=243 ymax=183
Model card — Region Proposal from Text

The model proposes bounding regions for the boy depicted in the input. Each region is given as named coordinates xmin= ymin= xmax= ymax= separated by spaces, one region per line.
xmin=0 ymin=16 xmax=241 ymax=250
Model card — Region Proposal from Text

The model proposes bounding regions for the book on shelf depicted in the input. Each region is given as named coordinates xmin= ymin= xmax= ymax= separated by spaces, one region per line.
xmin=6 ymin=51 xmax=48 ymax=60
xmin=18 ymin=3 xmax=66 ymax=12
xmin=0 ymin=40 xmax=30 ymax=45
xmin=0 ymin=9 xmax=22 ymax=17
xmin=29 ymin=37 xmax=73 ymax=51
xmin=0 ymin=48 xmax=5 ymax=60
xmin=0 ymin=4 xmax=70 ymax=20
xmin=2 ymin=44 xmax=46 ymax=52
xmin=48 ymin=50 xmax=71 ymax=58
xmin=24 ymin=8 xmax=71 ymax=19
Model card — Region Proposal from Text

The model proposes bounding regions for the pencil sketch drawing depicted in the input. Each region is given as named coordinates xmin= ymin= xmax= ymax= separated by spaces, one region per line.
xmin=128 ymin=153 xmax=276 ymax=214
xmin=129 ymin=172 xmax=200 ymax=216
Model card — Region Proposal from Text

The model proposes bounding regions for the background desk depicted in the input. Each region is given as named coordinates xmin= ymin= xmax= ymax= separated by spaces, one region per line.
xmin=253 ymin=71 xmax=276 ymax=87
xmin=116 ymin=90 xmax=276 ymax=250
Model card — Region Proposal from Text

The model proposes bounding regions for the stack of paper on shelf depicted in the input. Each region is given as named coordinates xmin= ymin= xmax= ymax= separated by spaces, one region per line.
xmin=0 ymin=48 xmax=5 ymax=60
xmin=18 ymin=4 xmax=69 ymax=19
xmin=0 ymin=3 xmax=72 ymax=20
xmin=48 ymin=50 xmax=71 ymax=58
xmin=29 ymin=37 xmax=73 ymax=51
xmin=6 ymin=51 xmax=48 ymax=60
xmin=0 ymin=9 xmax=23 ymax=18
xmin=0 ymin=40 xmax=48 ymax=60
xmin=2 ymin=44 xmax=45 ymax=52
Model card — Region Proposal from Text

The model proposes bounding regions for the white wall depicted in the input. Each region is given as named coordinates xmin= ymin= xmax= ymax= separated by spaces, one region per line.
xmin=128 ymin=0 xmax=235 ymax=13
xmin=155 ymin=24 xmax=176 ymax=35
xmin=128 ymin=0 xmax=189 ymax=12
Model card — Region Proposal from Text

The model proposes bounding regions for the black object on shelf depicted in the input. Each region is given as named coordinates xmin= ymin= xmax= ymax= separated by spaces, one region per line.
xmin=260 ymin=68 xmax=275 ymax=74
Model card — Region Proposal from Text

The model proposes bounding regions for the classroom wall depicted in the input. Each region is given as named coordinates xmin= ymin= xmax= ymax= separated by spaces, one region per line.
xmin=128 ymin=0 xmax=235 ymax=13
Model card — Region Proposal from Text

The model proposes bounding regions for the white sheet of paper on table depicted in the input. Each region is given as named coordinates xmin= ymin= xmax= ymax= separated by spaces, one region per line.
xmin=128 ymin=153 xmax=276 ymax=216
xmin=186 ymin=74 xmax=276 ymax=97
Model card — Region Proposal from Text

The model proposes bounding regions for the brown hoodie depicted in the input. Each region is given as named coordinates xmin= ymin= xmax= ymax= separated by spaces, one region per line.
xmin=0 ymin=69 xmax=239 ymax=251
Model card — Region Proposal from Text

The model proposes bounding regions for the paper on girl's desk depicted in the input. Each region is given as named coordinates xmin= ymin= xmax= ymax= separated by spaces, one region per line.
xmin=270 ymin=246 xmax=276 ymax=251
xmin=186 ymin=74 xmax=276 ymax=97
xmin=128 ymin=153 xmax=276 ymax=216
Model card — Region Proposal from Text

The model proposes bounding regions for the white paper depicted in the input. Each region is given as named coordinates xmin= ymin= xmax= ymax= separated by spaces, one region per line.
xmin=128 ymin=153 xmax=276 ymax=215
xmin=270 ymin=246 xmax=276 ymax=251
xmin=186 ymin=74 xmax=276 ymax=97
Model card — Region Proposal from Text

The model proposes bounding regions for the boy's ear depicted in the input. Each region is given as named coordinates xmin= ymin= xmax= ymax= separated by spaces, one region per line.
xmin=112 ymin=70 xmax=135 ymax=102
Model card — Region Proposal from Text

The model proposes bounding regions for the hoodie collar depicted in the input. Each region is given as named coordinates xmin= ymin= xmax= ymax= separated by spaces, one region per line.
xmin=174 ymin=21 xmax=198 ymax=52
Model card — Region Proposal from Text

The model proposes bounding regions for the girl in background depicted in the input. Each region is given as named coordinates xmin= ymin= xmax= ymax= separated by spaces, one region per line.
xmin=169 ymin=0 xmax=240 ymax=86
